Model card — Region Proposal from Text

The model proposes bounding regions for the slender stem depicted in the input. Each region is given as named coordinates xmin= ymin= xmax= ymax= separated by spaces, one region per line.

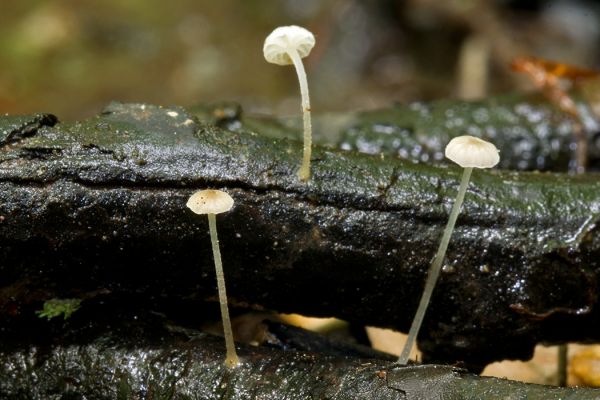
xmin=288 ymin=50 xmax=312 ymax=182
xmin=208 ymin=213 xmax=239 ymax=368
xmin=557 ymin=344 xmax=568 ymax=386
xmin=398 ymin=167 xmax=473 ymax=365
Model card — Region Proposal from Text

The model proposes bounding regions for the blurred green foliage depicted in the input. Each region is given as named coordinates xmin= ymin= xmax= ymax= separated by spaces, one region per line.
xmin=0 ymin=1 xmax=597 ymax=119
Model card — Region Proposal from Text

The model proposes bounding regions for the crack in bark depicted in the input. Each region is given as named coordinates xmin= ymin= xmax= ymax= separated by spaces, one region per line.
xmin=0 ymin=114 xmax=58 ymax=148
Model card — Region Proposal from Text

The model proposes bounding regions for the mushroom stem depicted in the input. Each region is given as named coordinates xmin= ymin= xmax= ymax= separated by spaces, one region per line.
xmin=557 ymin=344 xmax=568 ymax=386
xmin=207 ymin=213 xmax=239 ymax=368
xmin=288 ymin=49 xmax=312 ymax=181
xmin=398 ymin=167 xmax=473 ymax=365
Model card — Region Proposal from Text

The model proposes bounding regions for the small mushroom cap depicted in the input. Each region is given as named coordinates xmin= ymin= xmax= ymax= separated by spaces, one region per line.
xmin=263 ymin=25 xmax=315 ymax=66
xmin=186 ymin=190 xmax=234 ymax=215
xmin=445 ymin=135 xmax=500 ymax=168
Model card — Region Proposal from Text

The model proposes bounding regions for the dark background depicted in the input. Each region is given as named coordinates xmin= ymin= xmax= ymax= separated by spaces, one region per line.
xmin=1 ymin=0 xmax=599 ymax=120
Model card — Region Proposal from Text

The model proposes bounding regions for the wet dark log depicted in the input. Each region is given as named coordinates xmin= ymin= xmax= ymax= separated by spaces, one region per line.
xmin=207 ymin=94 xmax=600 ymax=172
xmin=334 ymin=95 xmax=600 ymax=172
xmin=1 ymin=100 xmax=600 ymax=371
xmin=1 ymin=308 xmax=599 ymax=399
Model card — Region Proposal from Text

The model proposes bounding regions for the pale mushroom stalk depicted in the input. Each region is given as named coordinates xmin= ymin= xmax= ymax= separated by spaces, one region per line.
xmin=288 ymin=50 xmax=313 ymax=181
xmin=398 ymin=167 xmax=472 ymax=365
xmin=207 ymin=213 xmax=239 ymax=368
xmin=263 ymin=25 xmax=316 ymax=181
xmin=398 ymin=135 xmax=499 ymax=365
xmin=186 ymin=189 xmax=239 ymax=368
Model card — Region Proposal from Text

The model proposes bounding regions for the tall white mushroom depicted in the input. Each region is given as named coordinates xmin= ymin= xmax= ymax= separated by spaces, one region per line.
xmin=263 ymin=25 xmax=316 ymax=181
xmin=186 ymin=189 xmax=239 ymax=368
xmin=398 ymin=135 xmax=500 ymax=365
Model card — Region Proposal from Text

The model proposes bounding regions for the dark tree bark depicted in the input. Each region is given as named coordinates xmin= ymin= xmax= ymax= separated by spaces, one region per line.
xmin=0 ymin=99 xmax=599 ymax=373
xmin=2 ymin=308 xmax=599 ymax=399
xmin=213 ymin=94 xmax=600 ymax=172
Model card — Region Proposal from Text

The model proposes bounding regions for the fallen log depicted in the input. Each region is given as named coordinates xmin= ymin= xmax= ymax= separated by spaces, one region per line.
xmin=335 ymin=94 xmax=600 ymax=172
xmin=1 ymin=100 xmax=599 ymax=371
xmin=205 ymin=94 xmax=600 ymax=171
xmin=1 ymin=307 xmax=599 ymax=399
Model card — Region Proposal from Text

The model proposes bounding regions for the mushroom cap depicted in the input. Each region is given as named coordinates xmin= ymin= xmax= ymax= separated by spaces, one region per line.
xmin=263 ymin=25 xmax=315 ymax=66
xmin=445 ymin=135 xmax=500 ymax=168
xmin=186 ymin=189 xmax=234 ymax=215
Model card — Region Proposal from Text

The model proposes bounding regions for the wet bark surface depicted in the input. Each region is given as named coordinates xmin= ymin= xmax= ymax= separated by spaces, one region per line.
xmin=2 ymin=306 xmax=599 ymax=399
xmin=335 ymin=95 xmax=600 ymax=172
xmin=1 ymin=98 xmax=599 ymax=378
xmin=212 ymin=93 xmax=600 ymax=172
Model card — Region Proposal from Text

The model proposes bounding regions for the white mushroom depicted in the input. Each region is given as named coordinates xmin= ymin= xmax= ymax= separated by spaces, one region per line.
xmin=264 ymin=25 xmax=316 ymax=181
xmin=186 ymin=189 xmax=239 ymax=368
xmin=187 ymin=189 xmax=234 ymax=215
xmin=445 ymin=135 xmax=500 ymax=169
xmin=398 ymin=135 xmax=499 ymax=365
